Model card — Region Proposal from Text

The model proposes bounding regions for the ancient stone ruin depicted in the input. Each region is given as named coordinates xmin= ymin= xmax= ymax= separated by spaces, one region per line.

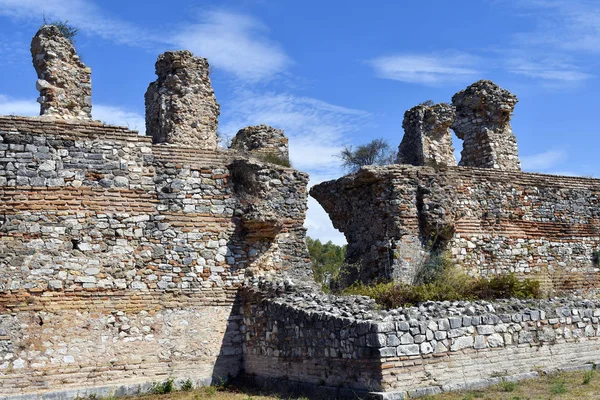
xmin=397 ymin=102 xmax=456 ymax=167
xmin=231 ymin=124 xmax=289 ymax=162
xmin=31 ymin=25 xmax=92 ymax=119
xmin=3 ymin=29 xmax=600 ymax=400
xmin=145 ymin=50 xmax=220 ymax=148
xmin=452 ymin=80 xmax=521 ymax=170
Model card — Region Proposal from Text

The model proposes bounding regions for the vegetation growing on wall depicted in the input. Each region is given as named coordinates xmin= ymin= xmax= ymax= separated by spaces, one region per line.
xmin=342 ymin=252 xmax=541 ymax=309
xmin=338 ymin=138 xmax=395 ymax=172
xmin=43 ymin=16 xmax=79 ymax=43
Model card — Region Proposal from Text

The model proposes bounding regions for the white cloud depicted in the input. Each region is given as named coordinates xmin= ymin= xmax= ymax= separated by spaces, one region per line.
xmin=0 ymin=95 xmax=145 ymax=134
xmin=507 ymin=57 xmax=593 ymax=82
xmin=0 ymin=0 xmax=158 ymax=47
xmin=521 ymin=150 xmax=567 ymax=171
xmin=171 ymin=10 xmax=291 ymax=82
xmin=0 ymin=95 xmax=39 ymax=115
xmin=93 ymin=105 xmax=145 ymax=135
xmin=369 ymin=53 xmax=480 ymax=85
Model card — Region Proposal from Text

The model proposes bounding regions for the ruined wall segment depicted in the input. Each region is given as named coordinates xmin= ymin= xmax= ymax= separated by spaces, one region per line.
xmin=311 ymin=165 xmax=600 ymax=288
xmin=0 ymin=116 xmax=311 ymax=398
xmin=452 ymin=80 xmax=521 ymax=170
xmin=397 ymin=103 xmax=456 ymax=167
xmin=145 ymin=51 xmax=220 ymax=148
xmin=31 ymin=25 xmax=92 ymax=119
xmin=230 ymin=125 xmax=289 ymax=162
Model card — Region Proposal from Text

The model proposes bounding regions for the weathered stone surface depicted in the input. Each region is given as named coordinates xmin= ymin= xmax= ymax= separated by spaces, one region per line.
xmin=231 ymin=125 xmax=289 ymax=162
xmin=30 ymin=25 xmax=92 ymax=119
xmin=311 ymin=164 xmax=600 ymax=287
xmin=452 ymin=80 xmax=521 ymax=170
xmin=145 ymin=51 xmax=220 ymax=148
xmin=397 ymin=103 xmax=456 ymax=167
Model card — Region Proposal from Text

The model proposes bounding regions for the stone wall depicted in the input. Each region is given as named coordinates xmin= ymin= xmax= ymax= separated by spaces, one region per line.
xmin=242 ymin=280 xmax=600 ymax=398
xmin=31 ymin=26 xmax=92 ymax=120
xmin=452 ymin=80 xmax=521 ymax=171
xmin=311 ymin=165 xmax=600 ymax=288
xmin=397 ymin=103 xmax=456 ymax=167
xmin=0 ymin=116 xmax=310 ymax=399
xmin=145 ymin=51 xmax=220 ymax=148
xmin=231 ymin=125 xmax=289 ymax=162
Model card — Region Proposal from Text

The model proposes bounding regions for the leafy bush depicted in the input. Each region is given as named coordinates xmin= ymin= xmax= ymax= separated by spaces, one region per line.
xmin=181 ymin=378 xmax=194 ymax=391
xmin=550 ymin=378 xmax=567 ymax=394
xmin=499 ymin=380 xmax=518 ymax=392
xmin=583 ymin=370 xmax=595 ymax=385
xmin=260 ymin=153 xmax=291 ymax=167
xmin=342 ymin=268 xmax=541 ymax=309
xmin=413 ymin=251 xmax=454 ymax=285
xmin=152 ymin=377 xmax=174 ymax=394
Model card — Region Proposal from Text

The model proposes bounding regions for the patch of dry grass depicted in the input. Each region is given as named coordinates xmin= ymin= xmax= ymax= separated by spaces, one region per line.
xmin=430 ymin=368 xmax=599 ymax=399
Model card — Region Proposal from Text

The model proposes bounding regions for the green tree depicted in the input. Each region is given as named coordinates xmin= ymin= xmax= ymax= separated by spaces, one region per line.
xmin=306 ymin=236 xmax=346 ymax=285
xmin=339 ymin=138 xmax=395 ymax=172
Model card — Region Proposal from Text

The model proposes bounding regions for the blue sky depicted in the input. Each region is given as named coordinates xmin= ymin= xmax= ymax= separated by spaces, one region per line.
xmin=0 ymin=0 xmax=598 ymax=245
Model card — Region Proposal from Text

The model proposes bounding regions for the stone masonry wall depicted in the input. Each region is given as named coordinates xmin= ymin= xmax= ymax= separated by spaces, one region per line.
xmin=31 ymin=26 xmax=92 ymax=120
xmin=0 ymin=116 xmax=310 ymax=399
xmin=311 ymin=165 xmax=600 ymax=289
xmin=452 ymin=80 xmax=521 ymax=171
xmin=145 ymin=51 xmax=220 ymax=148
xmin=231 ymin=125 xmax=290 ymax=162
xmin=397 ymin=103 xmax=456 ymax=167
xmin=242 ymin=280 xmax=600 ymax=398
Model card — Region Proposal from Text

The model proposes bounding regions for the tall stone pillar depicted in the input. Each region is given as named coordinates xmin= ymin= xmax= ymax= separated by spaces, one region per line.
xmin=451 ymin=80 xmax=521 ymax=170
xmin=145 ymin=51 xmax=220 ymax=148
xmin=31 ymin=25 xmax=92 ymax=119
xmin=397 ymin=103 xmax=456 ymax=167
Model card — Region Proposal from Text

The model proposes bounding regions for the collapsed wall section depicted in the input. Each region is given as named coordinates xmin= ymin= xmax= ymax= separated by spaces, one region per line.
xmin=0 ymin=116 xmax=310 ymax=398
xmin=311 ymin=165 xmax=600 ymax=289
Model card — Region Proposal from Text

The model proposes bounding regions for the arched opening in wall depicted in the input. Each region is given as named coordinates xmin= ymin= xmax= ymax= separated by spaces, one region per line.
xmin=451 ymin=130 xmax=463 ymax=165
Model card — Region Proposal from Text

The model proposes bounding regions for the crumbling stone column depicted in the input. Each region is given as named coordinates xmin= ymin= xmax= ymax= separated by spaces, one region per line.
xmin=30 ymin=25 xmax=92 ymax=119
xmin=231 ymin=125 xmax=289 ymax=162
xmin=397 ymin=103 xmax=456 ymax=167
xmin=145 ymin=50 xmax=220 ymax=148
xmin=451 ymin=80 xmax=521 ymax=170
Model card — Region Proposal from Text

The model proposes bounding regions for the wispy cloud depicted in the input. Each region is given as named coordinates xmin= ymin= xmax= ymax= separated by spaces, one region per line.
xmin=514 ymin=0 xmax=600 ymax=53
xmin=506 ymin=56 xmax=593 ymax=82
xmin=171 ymin=10 xmax=290 ymax=82
xmin=0 ymin=0 xmax=156 ymax=47
xmin=521 ymin=149 xmax=568 ymax=171
xmin=368 ymin=53 xmax=480 ymax=85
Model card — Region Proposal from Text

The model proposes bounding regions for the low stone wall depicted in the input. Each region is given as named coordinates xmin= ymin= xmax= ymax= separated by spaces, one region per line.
xmin=242 ymin=281 xmax=600 ymax=398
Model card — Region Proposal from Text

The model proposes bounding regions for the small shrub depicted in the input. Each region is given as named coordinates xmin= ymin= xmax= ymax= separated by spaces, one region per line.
xmin=203 ymin=386 xmax=217 ymax=396
xmin=260 ymin=153 xmax=291 ymax=167
xmin=152 ymin=377 xmax=174 ymax=394
xmin=43 ymin=16 xmax=79 ymax=43
xmin=583 ymin=369 xmax=595 ymax=385
xmin=342 ymin=269 xmax=542 ymax=309
xmin=550 ymin=379 xmax=567 ymax=394
xmin=499 ymin=380 xmax=518 ymax=392
xmin=181 ymin=378 xmax=194 ymax=391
